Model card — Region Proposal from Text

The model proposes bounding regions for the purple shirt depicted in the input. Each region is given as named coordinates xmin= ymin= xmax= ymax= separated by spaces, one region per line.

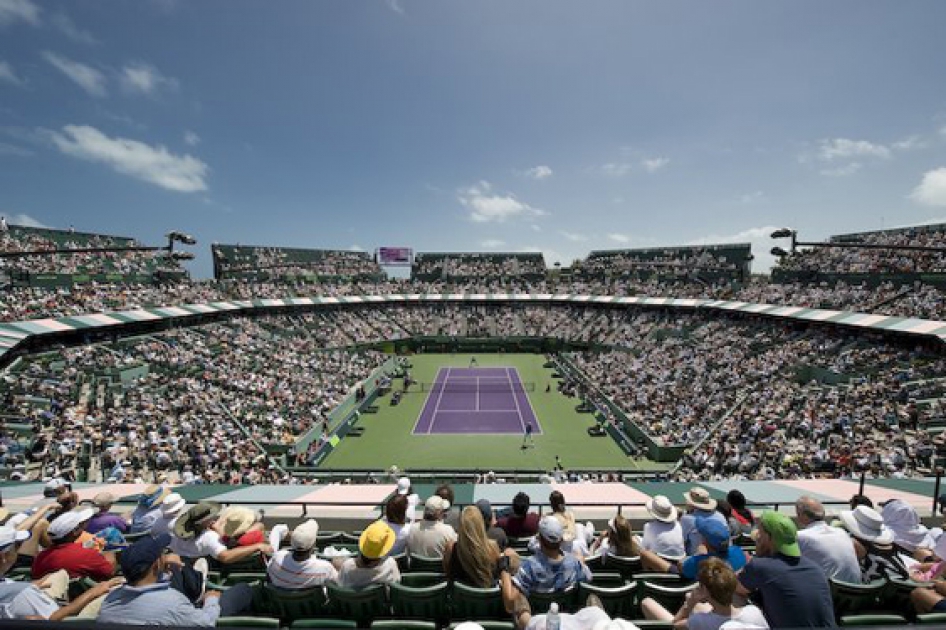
xmin=86 ymin=512 xmax=129 ymax=535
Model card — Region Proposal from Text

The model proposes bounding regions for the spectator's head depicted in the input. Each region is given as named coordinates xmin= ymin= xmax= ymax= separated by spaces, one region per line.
xmin=120 ymin=534 xmax=172 ymax=586
xmin=684 ymin=487 xmax=717 ymax=514
xmin=291 ymin=519 xmax=320 ymax=559
xmin=0 ymin=526 xmax=30 ymax=575
xmin=608 ymin=515 xmax=637 ymax=557
xmin=716 ymin=499 xmax=732 ymax=520
xmin=358 ymin=520 xmax=395 ymax=564
xmin=839 ymin=506 xmax=894 ymax=547
xmin=512 ymin=492 xmax=531 ymax=517
xmin=549 ymin=491 xmax=566 ymax=514
xmin=756 ymin=511 xmax=801 ymax=558
xmin=537 ymin=515 xmax=564 ymax=551
xmin=396 ymin=477 xmax=412 ymax=496
xmin=139 ymin=484 xmax=171 ymax=510
xmin=475 ymin=499 xmax=494 ymax=529
xmin=161 ymin=493 xmax=186 ymax=520
xmin=726 ymin=490 xmax=747 ymax=512
xmin=385 ymin=494 xmax=408 ymax=526
xmin=645 ymin=495 xmax=678 ymax=523
xmin=435 ymin=484 xmax=455 ymax=507
xmin=92 ymin=492 xmax=115 ymax=514
xmin=698 ymin=557 xmax=738 ymax=607
xmin=423 ymin=495 xmax=449 ymax=521
xmin=43 ymin=478 xmax=70 ymax=499
xmin=219 ymin=506 xmax=256 ymax=540
xmin=696 ymin=515 xmax=730 ymax=552
xmin=47 ymin=507 xmax=95 ymax=544
xmin=457 ymin=506 xmax=495 ymax=587
xmin=849 ymin=494 xmax=873 ymax=510
xmin=794 ymin=496 xmax=825 ymax=526
xmin=173 ymin=501 xmax=221 ymax=540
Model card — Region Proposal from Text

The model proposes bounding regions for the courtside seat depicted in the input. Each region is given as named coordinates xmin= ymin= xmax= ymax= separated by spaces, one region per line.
xmin=326 ymin=582 xmax=389 ymax=627
xmin=389 ymin=581 xmax=449 ymax=624
xmin=451 ymin=582 xmax=507 ymax=621
xmin=216 ymin=616 xmax=281 ymax=628
xmin=839 ymin=614 xmax=908 ymax=626
xmin=527 ymin=585 xmax=579 ymax=614
xmin=256 ymin=584 xmax=329 ymax=624
xmin=830 ymin=578 xmax=887 ymax=619
xmin=408 ymin=554 xmax=444 ymax=573
xmin=579 ymin=582 xmax=637 ymax=619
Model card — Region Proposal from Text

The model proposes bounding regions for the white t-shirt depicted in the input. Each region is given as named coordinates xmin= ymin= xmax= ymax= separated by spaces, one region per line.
xmin=169 ymin=527 xmax=227 ymax=559
xmin=267 ymin=550 xmax=338 ymax=589
xmin=335 ymin=557 xmax=400 ymax=590
xmin=797 ymin=521 xmax=862 ymax=584
xmin=641 ymin=519 xmax=686 ymax=559
xmin=687 ymin=605 xmax=769 ymax=630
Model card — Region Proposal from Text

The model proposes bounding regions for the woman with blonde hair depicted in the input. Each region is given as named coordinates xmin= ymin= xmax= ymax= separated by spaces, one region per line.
xmin=592 ymin=514 xmax=640 ymax=558
xmin=444 ymin=506 xmax=516 ymax=587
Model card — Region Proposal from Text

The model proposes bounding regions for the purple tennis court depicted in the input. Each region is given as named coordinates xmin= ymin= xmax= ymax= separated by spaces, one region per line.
xmin=413 ymin=367 xmax=542 ymax=434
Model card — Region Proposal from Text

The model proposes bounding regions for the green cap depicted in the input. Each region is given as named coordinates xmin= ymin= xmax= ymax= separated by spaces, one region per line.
xmin=760 ymin=511 xmax=801 ymax=557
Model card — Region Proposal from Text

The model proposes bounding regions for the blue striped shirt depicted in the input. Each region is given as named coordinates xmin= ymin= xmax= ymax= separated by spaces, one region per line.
xmin=98 ymin=582 xmax=220 ymax=627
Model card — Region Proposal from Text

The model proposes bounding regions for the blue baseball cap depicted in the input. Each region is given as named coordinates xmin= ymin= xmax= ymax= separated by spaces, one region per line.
xmin=119 ymin=533 xmax=171 ymax=582
xmin=696 ymin=516 xmax=730 ymax=549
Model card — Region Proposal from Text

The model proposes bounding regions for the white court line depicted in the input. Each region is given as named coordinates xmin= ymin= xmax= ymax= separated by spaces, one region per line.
xmin=506 ymin=367 xmax=529 ymax=434
xmin=476 ymin=376 xmax=480 ymax=411
xmin=420 ymin=367 xmax=451 ymax=435
xmin=431 ymin=409 xmax=519 ymax=413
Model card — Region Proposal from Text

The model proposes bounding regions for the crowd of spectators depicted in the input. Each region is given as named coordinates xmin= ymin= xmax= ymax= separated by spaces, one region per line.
xmin=412 ymin=253 xmax=546 ymax=279
xmin=213 ymin=245 xmax=383 ymax=281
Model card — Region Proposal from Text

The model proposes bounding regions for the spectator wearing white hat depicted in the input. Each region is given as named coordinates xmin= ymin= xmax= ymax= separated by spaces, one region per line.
xmin=639 ymin=495 xmax=685 ymax=571
xmin=839 ymin=505 xmax=911 ymax=582
xmin=881 ymin=499 xmax=935 ymax=559
xmin=397 ymin=477 xmax=420 ymax=523
xmin=0 ymin=525 xmax=121 ymax=620
xmin=129 ymin=485 xmax=171 ymax=534
xmin=86 ymin=493 xmax=129 ymax=535
xmin=150 ymin=493 xmax=186 ymax=538
xmin=31 ymin=508 xmax=116 ymax=581
xmin=680 ymin=488 xmax=727 ymax=556
xmin=406 ymin=496 xmax=457 ymax=558
xmin=267 ymin=519 xmax=338 ymax=589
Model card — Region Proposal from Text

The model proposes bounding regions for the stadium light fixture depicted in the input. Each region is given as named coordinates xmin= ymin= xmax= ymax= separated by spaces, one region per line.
xmin=168 ymin=251 xmax=196 ymax=261
xmin=770 ymin=246 xmax=789 ymax=257
xmin=166 ymin=231 xmax=197 ymax=245
xmin=770 ymin=228 xmax=796 ymax=239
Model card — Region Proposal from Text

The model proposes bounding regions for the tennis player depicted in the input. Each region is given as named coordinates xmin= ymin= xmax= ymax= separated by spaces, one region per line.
xmin=522 ymin=421 xmax=534 ymax=449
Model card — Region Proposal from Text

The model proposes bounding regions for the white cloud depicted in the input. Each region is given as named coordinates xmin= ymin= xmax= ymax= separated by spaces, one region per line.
xmin=0 ymin=0 xmax=39 ymax=26
xmin=559 ymin=230 xmax=589 ymax=242
xmin=0 ymin=60 xmax=20 ymax=84
xmin=50 ymin=12 xmax=97 ymax=44
xmin=47 ymin=124 xmax=209 ymax=193
xmin=739 ymin=191 xmax=767 ymax=204
xmin=600 ymin=162 xmax=633 ymax=177
xmin=0 ymin=212 xmax=47 ymax=228
xmin=911 ymin=168 xmax=946 ymax=207
xmin=386 ymin=0 xmax=404 ymax=14
xmin=687 ymin=225 xmax=781 ymax=273
xmin=120 ymin=62 xmax=179 ymax=96
xmin=641 ymin=157 xmax=670 ymax=173
xmin=530 ymin=224 xmax=542 ymax=232
xmin=458 ymin=180 xmax=546 ymax=223
xmin=480 ymin=239 xmax=505 ymax=249
xmin=818 ymin=138 xmax=890 ymax=161
xmin=820 ymin=162 xmax=862 ymax=177
xmin=348 ymin=244 xmax=365 ymax=252
xmin=892 ymin=135 xmax=927 ymax=151
xmin=43 ymin=51 xmax=106 ymax=97
xmin=184 ymin=130 xmax=200 ymax=146
xmin=523 ymin=165 xmax=552 ymax=180
xmin=608 ymin=233 xmax=631 ymax=244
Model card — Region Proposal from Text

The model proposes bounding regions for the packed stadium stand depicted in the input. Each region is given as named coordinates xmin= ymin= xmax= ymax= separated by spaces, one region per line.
xmin=6 ymin=222 xmax=946 ymax=628
xmin=212 ymin=244 xmax=385 ymax=282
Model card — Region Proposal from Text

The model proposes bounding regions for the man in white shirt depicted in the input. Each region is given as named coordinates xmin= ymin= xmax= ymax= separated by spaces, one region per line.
xmin=406 ymin=496 xmax=457 ymax=558
xmin=267 ymin=519 xmax=338 ymax=589
xmin=795 ymin=496 xmax=861 ymax=583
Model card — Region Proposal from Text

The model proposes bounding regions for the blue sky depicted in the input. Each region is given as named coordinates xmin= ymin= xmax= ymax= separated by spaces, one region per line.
xmin=2 ymin=0 xmax=946 ymax=278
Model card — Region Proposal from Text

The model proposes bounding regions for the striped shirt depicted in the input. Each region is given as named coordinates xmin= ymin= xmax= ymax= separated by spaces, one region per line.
xmin=267 ymin=550 xmax=338 ymax=590
xmin=98 ymin=582 xmax=221 ymax=627
xmin=513 ymin=550 xmax=591 ymax=596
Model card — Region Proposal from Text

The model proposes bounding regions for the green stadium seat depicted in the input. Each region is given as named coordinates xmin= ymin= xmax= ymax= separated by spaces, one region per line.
xmin=291 ymin=620 xmax=358 ymax=629
xmin=596 ymin=554 xmax=642 ymax=579
xmin=399 ymin=572 xmax=446 ymax=588
xmin=389 ymin=582 xmax=449 ymax=624
xmin=223 ymin=572 xmax=267 ymax=586
xmin=917 ymin=613 xmax=946 ymax=624
xmin=211 ymin=554 xmax=265 ymax=576
xmin=341 ymin=532 xmax=363 ymax=544
xmin=587 ymin=572 xmax=625 ymax=588
xmin=451 ymin=582 xmax=507 ymax=621
xmin=392 ymin=552 xmax=409 ymax=573
xmin=839 ymin=614 xmax=908 ymax=626
xmin=527 ymin=585 xmax=579 ymax=614
xmin=638 ymin=581 xmax=698 ymax=613
xmin=408 ymin=554 xmax=444 ymax=573
xmin=632 ymin=573 xmax=688 ymax=585
xmin=883 ymin=578 xmax=930 ymax=619
xmin=326 ymin=582 xmax=389 ymax=627
xmin=631 ymin=621 xmax=673 ymax=630
xmin=216 ymin=616 xmax=281 ymax=628
xmin=830 ymin=578 xmax=887 ymax=618
xmin=579 ymin=582 xmax=638 ymax=619
xmin=370 ymin=622 xmax=436 ymax=630
xmin=255 ymin=584 xmax=329 ymax=624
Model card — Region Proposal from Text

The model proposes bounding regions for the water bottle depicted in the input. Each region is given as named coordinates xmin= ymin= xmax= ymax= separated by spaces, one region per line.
xmin=546 ymin=602 xmax=561 ymax=630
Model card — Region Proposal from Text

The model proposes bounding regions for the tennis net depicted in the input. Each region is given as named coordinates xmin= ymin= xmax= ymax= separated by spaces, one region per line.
xmin=419 ymin=381 xmax=535 ymax=393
